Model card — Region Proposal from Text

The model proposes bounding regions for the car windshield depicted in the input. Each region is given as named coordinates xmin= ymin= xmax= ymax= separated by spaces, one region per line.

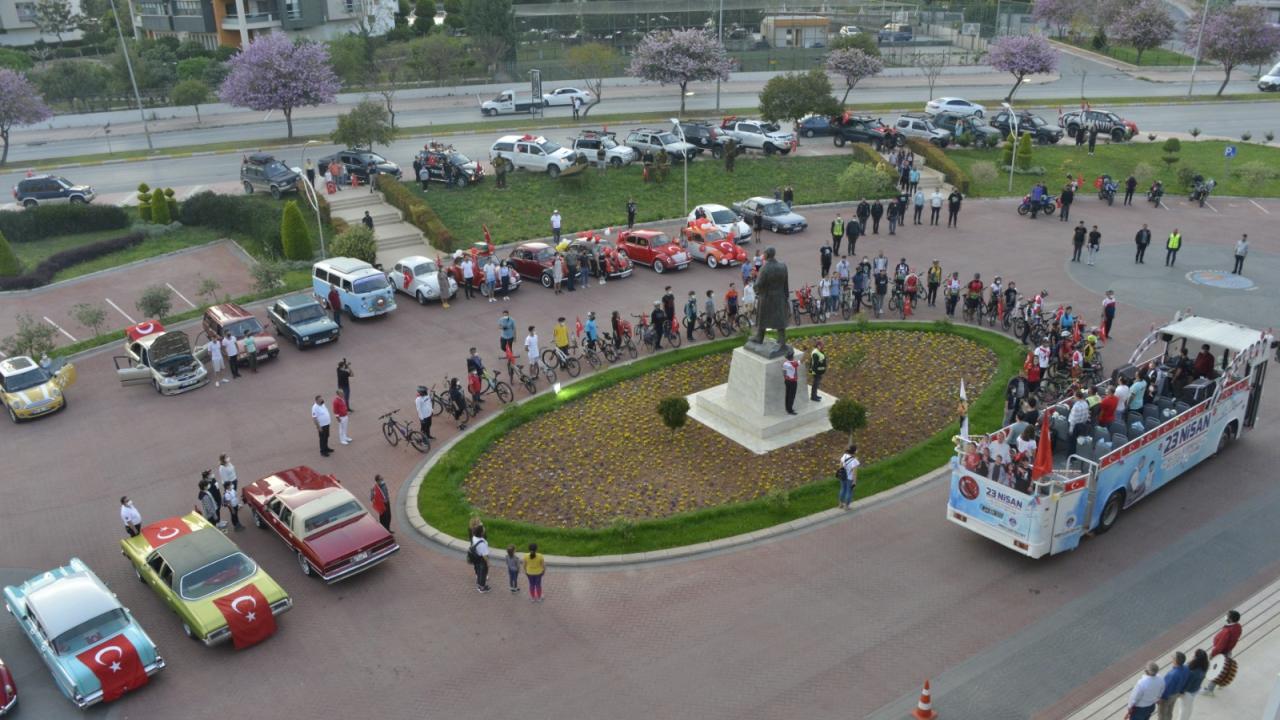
xmin=600 ymin=137 xmax=619 ymax=149
xmin=709 ymin=209 xmax=737 ymax=224
xmin=51 ymin=608 xmax=129 ymax=655
xmin=761 ymin=122 xmax=781 ymax=133
xmin=699 ymin=227 xmax=729 ymax=242
xmin=225 ymin=318 xmax=263 ymax=337
xmin=650 ymin=233 xmax=672 ymax=247
xmin=303 ymin=499 xmax=363 ymax=536
xmin=762 ymin=201 xmax=789 ymax=216
xmin=536 ymin=140 xmax=564 ymax=154
xmin=179 ymin=552 xmax=256 ymax=600
xmin=289 ymin=305 xmax=325 ymax=323
xmin=412 ymin=262 xmax=436 ymax=275
xmin=352 ymin=274 xmax=389 ymax=294
xmin=263 ymin=161 xmax=291 ymax=176
xmin=54 ymin=176 xmax=74 ymax=187
xmin=3 ymin=366 xmax=52 ymax=392
xmin=1106 ymin=113 xmax=1123 ymax=123
xmin=449 ymin=153 xmax=472 ymax=166
xmin=364 ymin=153 xmax=388 ymax=164
xmin=656 ymin=133 xmax=680 ymax=145
xmin=1029 ymin=116 xmax=1048 ymax=127
xmin=533 ymin=247 xmax=556 ymax=262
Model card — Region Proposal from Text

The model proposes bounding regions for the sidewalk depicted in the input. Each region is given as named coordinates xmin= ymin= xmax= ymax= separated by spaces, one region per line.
xmin=1067 ymin=576 xmax=1280 ymax=720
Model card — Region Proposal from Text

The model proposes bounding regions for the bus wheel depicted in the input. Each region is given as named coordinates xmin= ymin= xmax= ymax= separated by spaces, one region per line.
xmin=1216 ymin=423 xmax=1237 ymax=455
xmin=1096 ymin=492 xmax=1124 ymax=534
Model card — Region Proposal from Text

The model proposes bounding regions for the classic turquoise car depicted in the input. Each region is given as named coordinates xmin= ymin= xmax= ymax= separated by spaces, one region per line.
xmin=2 ymin=559 xmax=165 ymax=708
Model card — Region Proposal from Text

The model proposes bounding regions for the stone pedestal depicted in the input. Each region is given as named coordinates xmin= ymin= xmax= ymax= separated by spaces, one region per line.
xmin=686 ymin=346 xmax=835 ymax=455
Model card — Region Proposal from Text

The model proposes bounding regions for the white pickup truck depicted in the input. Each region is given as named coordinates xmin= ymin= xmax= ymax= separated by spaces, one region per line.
xmin=718 ymin=118 xmax=795 ymax=155
xmin=480 ymin=89 xmax=545 ymax=116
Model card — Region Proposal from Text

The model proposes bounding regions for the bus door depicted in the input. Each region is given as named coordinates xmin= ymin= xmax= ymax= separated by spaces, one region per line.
xmin=1245 ymin=360 xmax=1267 ymax=429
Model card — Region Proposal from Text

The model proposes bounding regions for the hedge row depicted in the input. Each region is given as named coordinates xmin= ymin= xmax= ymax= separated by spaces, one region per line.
xmin=376 ymin=176 xmax=462 ymax=252
xmin=0 ymin=204 xmax=131 ymax=243
xmin=0 ymin=233 xmax=143 ymax=290
xmin=907 ymin=138 xmax=971 ymax=195
xmin=846 ymin=142 xmax=887 ymax=168
xmin=179 ymin=192 xmax=284 ymax=257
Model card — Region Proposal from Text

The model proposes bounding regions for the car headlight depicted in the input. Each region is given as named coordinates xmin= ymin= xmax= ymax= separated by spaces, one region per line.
xmin=50 ymin=387 xmax=61 ymax=398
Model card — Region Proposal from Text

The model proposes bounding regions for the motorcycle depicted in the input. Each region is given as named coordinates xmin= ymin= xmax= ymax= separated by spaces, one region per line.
xmin=1147 ymin=182 xmax=1164 ymax=207
xmin=1096 ymin=174 xmax=1117 ymax=205
xmin=1189 ymin=176 xmax=1216 ymax=207
xmin=1017 ymin=193 xmax=1057 ymax=217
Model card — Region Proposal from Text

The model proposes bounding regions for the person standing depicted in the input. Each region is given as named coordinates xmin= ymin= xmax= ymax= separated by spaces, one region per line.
xmin=1102 ymin=290 xmax=1117 ymax=338
xmin=684 ymin=291 xmax=698 ymax=341
xmin=525 ymin=543 xmax=545 ymax=602
xmin=1157 ymin=652 xmax=1190 ymax=720
xmin=650 ymin=301 xmax=667 ymax=350
xmin=497 ymin=260 xmax=512 ymax=301
xmin=1232 ymin=234 xmax=1248 ymax=274
xmin=550 ymin=209 xmax=562 ymax=244
xmin=305 ymin=158 xmax=316 ymax=188
xmin=525 ymin=325 xmax=540 ymax=367
xmin=783 ymin=349 xmax=799 ymax=415
xmin=415 ymin=385 xmax=434 ymax=440
xmin=361 ymin=211 xmax=374 ymax=231
xmin=460 ymin=255 xmax=475 ymax=299
xmin=855 ymin=198 xmax=870 ymax=233
xmin=846 ymin=216 xmax=861 ymax=256
xmin=333 ymin=388 xmax=351 ymax=445
xmin=221 ymin=331 xmax=240 ymax=379
xmin=1124 ymin=174 xmax=1138 ymax=205
xmin=551 ymin=252 xmax=564 ymax=295
xmin=371 ymin=474 xmax=392 ymax=532
xmin=1166 ymin=229 xmax=1182 ymax=267
xmin=947 ymin=189 xmax=962 ymax=228
xmin=327 ymin=283 xmax=342 ymax=326
xmin=1004 ymin=372 xmax=1030 ymax=425
xmin=870 ymin=199 xmax=884 ymax=234
xmin=626 ymin=198 xmax=637 ymax=228
xmin=908 ymin=166 xmax=920 ymax=193
xmin=205 ymin=334 xmax=225 ymax=387
xmin=830 ymin=214 xmax=845 ymax=255
xmin=1087 ymin=225 xmax=1102 ymax=266
xmin=887 ymin=197 xmax=899 ymax=235
xmin=120 ymin=496 xmax=142 ymax=537
xmin=492 ymin=156 xmax=506 ymax=189
xmin=505 ymin=546 xmax=521 ymax=593
xmin=808 ymin=340 xmax=827 ymax=401
xmin=498 ymin=310 xmax=516 ymax=354
xmin=1087 ymin=126 xmax=1099 ymax=156
xmin=337 ymin=358 xmax=353 ymax=411
xmin=571 ymin=95 xmax=581 ymax=120
xmin=1201 ymin=610 xmax=1243 ymax=696
xmin=366 ymin=159 xmax=379 ymax=193
xmin=217 ymin=454 xmax=238 ymax=495
xmin=484 ymin=260 xmax=497 ymax=302
xmin=1059 ymin=182 xmax=1074 ymax=222
xmin=564 ymin=251 xmax=578 ymax=292
xmin=222 ymin=480 xmax=243 ymax=531
xmin=1071 ymin=222 xmax=1087 ymax=262
xmin=196 ymin=477 xmax=220 ymax=528
xmin=929 ymin=188 xmax=944 ymax=226
xmin=243 ymin=333 xmax=258 ymax=373
xmin=926 ymin=260 xmax=942 ymax=307
xmin=1135 ymin=224 xmax=1152 ymax=263
xmin=312 ymin=395 xmax=333 ymax=457
xmin=1180 ymin=650 xmax=1209 ymax=718
xmin=783 ymin=185 xmax=794 ymax=209
xmin=469 ymin=525 xmax=491 ymax=593
xmin=1128 ymin=663 xmax=1164 ymax=720
xmin=1068 ymin=390 xmax=1090 ymax=454
xmin=913 ymin=188 xmax=925 ymax=225
xmin=819 ymin=243 xmax=833 ymax=278
xmin=837 ymin=444 xmax=859 ymax=509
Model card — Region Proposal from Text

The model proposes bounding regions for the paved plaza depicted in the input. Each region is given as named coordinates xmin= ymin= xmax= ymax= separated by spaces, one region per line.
xmin=0 ymin=194 xmax=1276 ymax=719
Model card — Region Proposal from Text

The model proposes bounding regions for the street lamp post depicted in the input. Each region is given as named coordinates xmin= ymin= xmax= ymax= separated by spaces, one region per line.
xmin=106 ymin=0 xmax=153 ymax=151
xmin=293 ymin=141 xmax=327 ymax=259
xmin=715 ymin=0 xmax=724 ymax=113
xmin=670 ymin=118 xmax=689 ymax=217
xmin=1187 ymin=0 xmax=1213 ymax=97
xmin=1002 ymin=102 xmax=1017 ymax=192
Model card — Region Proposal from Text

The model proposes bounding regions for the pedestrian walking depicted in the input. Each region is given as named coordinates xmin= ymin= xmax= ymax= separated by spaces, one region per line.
xmin=337 ymin=358 xmax=353 ymax=410
xmin=808 ymin=340 xmax=827 ymax=401
xmin=913 ymin=189 xmax=925 ymax=225
xmin=205 ymin=335 xmax=225 ymax=387
xmin=830 ymin=215 xmax=844 ymax=255
xmin=415 ymin=385 xmax=434 ymax=440
xmin=1087 ymin=225 xmax=1101 ymax=265
xmin=1201 ymin=610 xmax=1242 ymax=696
xmin=371 ymin=474 xmax=392 ymax=532
xmin=222 ymin=331 xmax=240 ymax=379
xmin=1124 ymin=174 xmax=1137 ymax=205
xmin=1127 ymin=662 xmax=1164 ymax=720
xmin=947 ymin=189 xmax=962 ymax=228
xmin=362 ymin=211 xmax=374 ymax=230
xmin=626 ymin=198 xmax=637 ymax=228
xmin=120 ymin=496 xmax=141 ymax=537
xmin=222 ymin=480 xmax=243 ymax=531
xmin=929 ymin=189 xmax=943 ymax=225
xmin=1059 ymin=183 xmax=1074 ymax=222
xmin=1087 ymin=127 xmax=1099 ymax=155
xmin=505 ymin=546 xmax=521 ymax=592
xmin=784 ymin=185 xmax=794 ymax=209
xmin=333 ymin=388 xmax=351 ymax=445
xmin=312 ymin=395 xmax=333 ymax=457
xmin=1166 ymin=229 xmax=1182 ymax=267
xmin=1232 ymin=234 xmax=1248 ymax=274
xmin=1072 ymin=222 xmax=1087 ymax=262
xmin=782 ymin=349 xmax=799 ymax=415
xmin=1102 ymin=290 xmax=1117 ymax=338
xmin=870 ymin=199 xmax=884 ymax=233
xmin=468 ymin=526 xmax=491 ymax=593
xmin=525 ymin=543 xmax=545 ymax=602
xmin=837 ymin=445 xmax=859 ymax=509
xmin=305 ymin=158 xmax=315 ymax=188
xmin=1135 ymin=224 xmax=1151 ymax=263
xmin=550 ymin=209 xmax=562 ymax=244
xmin=327 ymin=283 xmax=342 ymax=326
xmin=1180 ymin=650 xmax=1209 ymax=719
xmin=1157 ymin=652 xmax=1190 ymax=720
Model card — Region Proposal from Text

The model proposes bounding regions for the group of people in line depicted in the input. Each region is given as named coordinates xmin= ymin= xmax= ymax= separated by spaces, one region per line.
xmin=1126 ymin=610 xmax=1242 ymax=719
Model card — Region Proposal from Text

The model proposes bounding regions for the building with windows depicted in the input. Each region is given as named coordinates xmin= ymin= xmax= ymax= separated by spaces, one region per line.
xmin=133 ymin=0 xmax=396 ymax=49
xmin=0 ymin=0 xmax=86 ymax=47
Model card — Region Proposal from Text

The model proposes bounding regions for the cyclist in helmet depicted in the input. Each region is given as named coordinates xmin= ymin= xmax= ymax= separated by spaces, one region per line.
xmin=965 ymin=272 xmax=984 ymax=315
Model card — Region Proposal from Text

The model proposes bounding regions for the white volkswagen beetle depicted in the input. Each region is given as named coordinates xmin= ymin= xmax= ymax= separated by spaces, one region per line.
xmin=386 ymin=255 xmax=458 ymax=305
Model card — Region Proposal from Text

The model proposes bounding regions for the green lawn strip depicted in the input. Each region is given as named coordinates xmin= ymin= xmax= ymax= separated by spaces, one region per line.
xmin=417 ymin=320 xmax=1024 ymax=556
xmin=948 ymin=140 xmax=1280 ymax=198
xmin=408 ymin=154 xmax=856 ymax=245
xmin=11 ymin=228 xmax=132 ymax=267
xmin=1058 ymin=37 xmax=1197 ymax=66
xmin=50 ymin=227 xmax=224 ymax=282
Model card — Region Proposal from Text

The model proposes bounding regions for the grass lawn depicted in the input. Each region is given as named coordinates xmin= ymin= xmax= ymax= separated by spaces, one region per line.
xmin=948 ymin=140 xmax=1280 ymax=198
xmin=407 ymin=154 xmax=858 ymax=245
xmin=48 ymin=227 xmax=225 ymax=282
xmin=1060 ymin=37 xmax=1197 ymax=66
xmin=11 ymin=228 xmax=135 ymax=268
xmin=418 ymin=321 xmax=1024 ymax=556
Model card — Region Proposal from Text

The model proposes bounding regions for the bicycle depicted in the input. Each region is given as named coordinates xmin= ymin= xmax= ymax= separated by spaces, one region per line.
xmin=432 ymin=378 xmax=475 ymax=421
xmin=714 ymin=308 xmax=747 ymax=336
xmin=379 ymin=409 xmax=430 ymax=453
xmin=604 ymin=329 xmax=638 ymax=360
xmin=983 ymin=297 xmax=1000 ymax=327
xmin=694 ymin=312 xmax=718 ymax=340
xmin=542 ymin=341 xmax=582 ymax=377
xmin=961 ymin=295 xmax=982 ymax=324
xmin=506 ymin=359 xmax=541 ymax=395
xmin=476 ymin=367 xmax=514 ymax=404
xmin=632 ymin=313 xmax=681 ymax=350
xmin=579 ymin=337 xmax=605 ymax=370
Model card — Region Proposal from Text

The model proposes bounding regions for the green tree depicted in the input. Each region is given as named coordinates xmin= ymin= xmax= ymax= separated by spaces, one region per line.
xmin=149 ymin=188 xmax=170 ymax=224
xmin=413 ymin=0 xmax=436 ymax=34
xmin=657 ymin=396 xmax=691 ymax=432
xmin=828 ymin=398 xmax=867 ymax=444
xmin=251 ymin=260 xmax=286 ymax=294
xmin=171 ymin=79 xmax=210 ymax=123
xmin=330 ymin=225 xmax=378 ymax=264
xmin=33 ymin=0 xmax=81 ymax=48
xmin=70 ymin=302 xmax=107 ymax=337
xmin=196 ymin=276 xmax=222 ymax=305
xmin=1 ymin=314 xmax=57 ymax=358
xmin=1001 ymin=132 xmax=1016 ymax=167
xmin=1015 ymin=131 xmax=1033 ymax=171
xmin=408 ymin=34 xmax=464 ymax=85
xmin=136 ymin=183 xmax=151 ymax=222
xmin=464 ymin=0 xmax=516 ymax=69
xmin=758 ymin=68 xmax=840 ymax=125
xmin=330 ymin=99 xmax=395 ymax=150
xmin=0 ymin=229 xmax=20 ymax=276
xmin=135 ymin=285 xmax=173 ymax=319
xmin=837 ymin=160 xmax=897 ymax=198
xmin=327 ymin=34 xmax=371 ymax=87
xmin=280 ymin=200 xmax=314 ymax=260
xmin=828 ymin=33 xmax=881 ymax=57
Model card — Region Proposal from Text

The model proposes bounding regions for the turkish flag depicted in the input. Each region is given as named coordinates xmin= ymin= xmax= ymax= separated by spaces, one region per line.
xmin=141 ymin=517 xmax=193 ymax=549
xmin=482 ymin=224 xmax=494 ymax=254
xmin=213 ymin=583 xmax=277 ymax=650
xmin=504 ymin=346 xmax=516 ymax=365
xmin=1032 ymin=416 xmax=1054 ymax=481
xmin=371 ymin=483 xmax=388 ymax=516
xmin=1072 ymin=320 xmax=1081 ymax=345
xmin=76 ymin=634 xmax=149 ymax=703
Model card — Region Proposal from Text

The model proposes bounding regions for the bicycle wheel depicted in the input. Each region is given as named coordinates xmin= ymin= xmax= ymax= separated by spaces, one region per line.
xmin=431 ymin=393 xmax=445 ymax=417
xmin=494 ymin=381 xmax=514 ymax=403
xmin=1011 ymin=317 xmax=1028 ymax=340
xmin=1002 ymin=311 xmax=1013 ymax=331
xmin=668 ymin=331 xmax=682 ymax=348
xmin=602 ymin=344 xmax=618 ymax=363
xmin=702 ymin=320 xmax=716 ymax=340
xmin=584 ymin=351 xmax=601 ymax=370
xmin=986 ymin=307 xmax=998 ymax=327
xmin=899 ymin=299 xmax=907 ymax=320
xmin=543 ymin=365 xmax=558 ymax=384
xmin=625 ymin=340 xmax=638 ymax=359
xmin=407 ymin=430 xmax=430 ymax=453
xmin=382 ymin=421 xmax=399 ymax=447
xmin=841 ymin=300 xmax=853 ymax=320
xmin=523 ymin=378 xmax=538 ymax=395
xmin=564 ymin=357 xmax=581 ymax=377
xmin=541 ymin=348 xmax=560 ymax=369
xmin=889 ymin=293 xmax=901 ymax=312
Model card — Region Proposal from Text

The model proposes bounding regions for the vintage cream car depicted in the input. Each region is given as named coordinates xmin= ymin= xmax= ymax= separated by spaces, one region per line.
xmin=112 ymin=321 xmax=209 ymax=396
xmin=0 ymin=355 xmax=75 ymax=422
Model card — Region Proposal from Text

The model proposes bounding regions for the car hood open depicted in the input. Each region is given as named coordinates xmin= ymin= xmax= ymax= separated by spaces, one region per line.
xmin=150 ymin=332 xmax=194 ymax=362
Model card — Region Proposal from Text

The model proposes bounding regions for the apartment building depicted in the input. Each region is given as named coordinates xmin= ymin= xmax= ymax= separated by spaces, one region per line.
xmin=0 ymin=0 xmax=86 ymax=47
xmin=133 ymin=0 xmax=396 ymax=49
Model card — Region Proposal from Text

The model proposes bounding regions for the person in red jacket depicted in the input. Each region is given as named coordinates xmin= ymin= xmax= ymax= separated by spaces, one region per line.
xmin=370 ymin=475 xmax=392 ymax=532
xmin=1201 ymin=610 xmax=1242 ymax=696
xmin=1097 ymin=386 xmax=1120 ymax=427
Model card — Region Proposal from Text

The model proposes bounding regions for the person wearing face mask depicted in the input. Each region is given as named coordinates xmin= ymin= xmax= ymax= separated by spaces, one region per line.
xmin=120 ymin=496 xmax=142 ymax=537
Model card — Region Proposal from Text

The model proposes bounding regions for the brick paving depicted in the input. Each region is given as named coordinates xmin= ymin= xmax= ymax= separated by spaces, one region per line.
xmin=0 ymin=195 xmax=1275 ymax=720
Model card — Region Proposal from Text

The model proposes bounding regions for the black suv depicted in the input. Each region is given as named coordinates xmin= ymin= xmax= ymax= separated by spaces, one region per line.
xmin=240 ymin=153 xmax=301 ymax=199
xmin=320 ymin=149 xmax=403 ymax=183
xmin=930 ymin=112 xmax=1003 ymax=144
xmin=415 ymin=148 xmax=484 ymax=187
xmin=680 ymin=122 xmax=727 ymax=158
xmin=832 ymin=115 xmax=903 ymax=148
xmin=1057 ymin=109 xmax=1136 ymax=142
xmin=12 ymin=175 xmax=95 ymax=207
xmin=988 ymin=110 xmax=1064 ymax=145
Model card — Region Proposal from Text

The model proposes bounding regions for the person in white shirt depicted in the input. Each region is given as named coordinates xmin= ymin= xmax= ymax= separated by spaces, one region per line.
xmin=929 ymin=189 xmax=944 ymax=225
xmin=470 ymin=525 xmax=492 ymax=592
xmin=1034 ymin=341 xmax=1051 ymax=375
xmin=837 ymin=445 xmax=860 ymax=509
xmin=1016 ymin=425 xmax=1037 ymax=458
xmin=1232 ymin=234 xmax=1248 ymax=274
xmin=836 ymin=256 xmax=850 ymax=281
xmin=484 ymin=262 xmax=497 ymax=303
xmin=217 ymin=454 xmax=237 ymax=493
xmin=525 ymin=326 xmax=540 ymax=369
xmin=1068 ymin=390 xmax=1091 ymax=454
xmin=550 ymin=210 xmax=562 ymax=244
xmin=742 ymin=282 xmax=756 ymax=315
xmin=222 ymin=480 xmax=243 ymax=531
xmin=1128 ymin=662 xmax=1164 ymax=720
xmin=119 ymin=496 xmax=142 ymax=537
xmin=461 ymin=257 xmax=475 ymax=300
xmin=312 ymin=395 xmax=333 ymax=457
xmin=1113 ymin=378 xmax=1131 ymax=418
xmin=221 ymin=331 xmax=240 ymax=379
xmin=205 ymin=337 xmax=225 ymax=387
xmin=415 ymin=386 xmax=435 ymax=440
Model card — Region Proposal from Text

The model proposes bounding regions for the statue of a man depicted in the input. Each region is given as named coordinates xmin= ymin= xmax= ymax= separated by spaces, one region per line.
xmin=749 ymin=246 xmax=790 ymax=354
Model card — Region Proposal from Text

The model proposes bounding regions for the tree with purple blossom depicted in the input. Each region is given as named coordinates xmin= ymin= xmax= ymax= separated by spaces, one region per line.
xmin=1112 ymin=0 xmax=1175 ymax=65
xmin=627 ymin=29 xmax=733 ymax=115
xmin=218 ymin=33 xmax=340 ymax=139
xmin=0 ymin=69 xmax=52 ymax=166
xmin=1185 ymin=5 xmax=1280 ymax=96
xmin=986 ymin=35 xmax=1059 ymax=102
xmin=825 ymin=47 xmax=884 ymax=105
xmin=1031 ymin=0 xmax=1082 ymax=39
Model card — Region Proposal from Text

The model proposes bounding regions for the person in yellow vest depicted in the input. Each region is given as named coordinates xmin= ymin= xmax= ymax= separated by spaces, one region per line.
xmin=1165 ymin=229 xmax=1182 ymax=267
xmin=809 ymin=340 xmax=828 ymax=401
xmin=830 ymin=214 xmax=845 ymax=255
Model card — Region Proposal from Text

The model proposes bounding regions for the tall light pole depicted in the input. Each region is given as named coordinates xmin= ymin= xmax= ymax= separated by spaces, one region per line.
xmin=1187 ymin=0 xmax=1213 ymax=97
xmin=294 ymin=141 xmax=326 ymax=258
xmin=106 ymin=0 xmax=153 ymax=150
xmin=714 ymin=0 xmax=724 ymax=113
xmin=1002 ymin=102 xmax=1017 ymax=192
xmin=671 ymin=118 xmax=689 ymax=217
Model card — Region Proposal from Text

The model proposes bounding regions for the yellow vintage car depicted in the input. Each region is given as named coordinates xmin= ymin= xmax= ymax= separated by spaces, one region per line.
xmin=0 ymin=355 xmax=76 ymax=422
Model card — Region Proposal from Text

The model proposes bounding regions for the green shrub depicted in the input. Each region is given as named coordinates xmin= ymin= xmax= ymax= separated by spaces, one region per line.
xmin=837 ymin=160 xmax=898 ymax=199
xmin=1162 ymin=138 xmax=1182 ymax=154
xmin=656 ymin=396 xmax=691 ymax=432
xmin=149 ymin=188 xmax=171 ymax=224
xmin=164 ymin=188 xmax=178 ymax=220
xmin=1131 ymin=161 xmax=1157 ymax=187
xmin=179 ymin=192 xmax=284 ymax=256
xmin=1234 ymin=160 xmax=1278 ymax=186
xmin=1001 ymin=132 xmax=1016 ymax=167
xmin=0 ymin=230 xmax=20 ymax=276
xmin=1 ymin=315 xmax=56 ymax=358
xmin=280 ymin=201 xmax=313 ymax=261
xmin=1176 ymin=165 xmax=1199 ymax=189
xmin=763 ymin=487 xmax=792 ymax=513
xmin=329 ymin=225 xmax=378 ymax=264
xmin=969 ymin=161 xmax=999 ymax=186
xmin=251 ymin=260 xmax=287 ymax=294
xmin=0 ymin=233 xmax=144 ymax=291
xmin=135 ymin=285 xmax=174 ymax=319
xmin=828 ymin=398 xmax=867 ymax=443
xmin=0 ymin=204 xmax=130 ymax=243
xmin=1015 ymin=132 xmax=1033 ymax=171
xmin=908 ymin=139 xmax=970 ymax=194
xmin=846 ymin=142 xmax=885 ymax=167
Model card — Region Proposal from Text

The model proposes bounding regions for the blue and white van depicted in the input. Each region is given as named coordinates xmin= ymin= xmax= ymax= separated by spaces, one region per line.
xmin=312 ymin=257 xmax=397 ymax=319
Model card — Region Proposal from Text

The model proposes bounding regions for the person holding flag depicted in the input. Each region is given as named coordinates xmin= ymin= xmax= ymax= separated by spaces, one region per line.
xmin=1100 ymin=290 xmax=1116 ymax=341
xmin=370 ymin=475 xmax=392 ymax=532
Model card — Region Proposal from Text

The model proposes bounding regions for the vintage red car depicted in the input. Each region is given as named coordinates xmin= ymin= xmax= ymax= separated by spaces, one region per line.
xmin=0 ymin=657 xmax=14 ymax=715
xmin=561 ymin=231 xmax=633 ymax=279
xmin=241 ymin=466 xmax=399 ymax=584
xmin=199 ymin=303 xmax=279 ymax=367
xmin=507 ymin=241 xmax=559 ymax=288
xmin=615 ymin=229 xmax=690 ymax=274
xmin=678 ymin=219 xmax=747 ymax=269
xmin=445 ymin=243 xmax=521 ymax=296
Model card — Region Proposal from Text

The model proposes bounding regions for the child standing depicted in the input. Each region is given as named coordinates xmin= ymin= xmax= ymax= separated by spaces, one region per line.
xmin=505 ymin=545 xmax=521 ymax=593
xmin=525 ymin=543 xmax=545 ymax=603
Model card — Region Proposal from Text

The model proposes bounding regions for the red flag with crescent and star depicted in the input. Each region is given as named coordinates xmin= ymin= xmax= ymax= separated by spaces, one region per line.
xmin=141 ymin=517 xmax=193 ymax=549
xmin=76 ymin=634 xmax=149 ymax=702
xmin=1032 ymin=416 xmax=1054 ymax=481
xmin=483 ymin=224 xmax=494 ymax=254
xmin=213 ymin=583 xmax=277 ymax=650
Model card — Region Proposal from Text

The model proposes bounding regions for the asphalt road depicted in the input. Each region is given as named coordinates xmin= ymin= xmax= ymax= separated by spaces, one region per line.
xmin=0 ymin=193 xmax=1275 ymax=720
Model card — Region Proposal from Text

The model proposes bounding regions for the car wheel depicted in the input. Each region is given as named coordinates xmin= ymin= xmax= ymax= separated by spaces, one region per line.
xmin=763 ymin=144 xmax=776 ymax=155
xmin=779 ymin=148 xmax=791 ymax=155
xmin=483 ymin=108 xmax=496 ymax=117
xmin=834 ymin=136 xmax=846 ymax=147
xmin=294 ymin=334 xmax=304 ymax=350
xmin=243 ymin=181 xmax=254 ymax=195
xmin=182 ymin=622 xmax=197 ymax=641
xmin=153 ymin=378 xmax=162 ymax=394
xmin=454 ymin=175 xmax=468 ymax=188
xmin=1111 ymin=128 xmax=1126 ymax=142
xmin=803 ymin=128 xmax=815 ymax=138
xmin=1037 ymin=135 xmax=1049 ymax=145
xmin=7 ymin=405 xmax=18 ymax=423
xmin=1096 ymin=492 xmax=1124 ymax=534
xmin=540 ymin=272 xmax=553 ymax=289
xmin=417 ymin=290 xmax=428 ymax=306
xmin=770 ymin=222 xmax=780 ymax=232
xmin=974 ymin=110 xmax=983 ymax=119
xmin=610 ymin=157 xmax=624 ymax=168
xmin=547 ymin=164 xmax=561 ymax=178
xmin=270 ymin=186 xmax=282 ymax=200
xmin=653 ymin=259 xmax=665 ymax=274
xmin=70 ymin=196 xmax=87 ymax=204
xmin=1216 ymin=423 xmax=1236 ymax=455
xmin=711 ymin=146 xmax=724 ymax=159
xmin=707 ymin=255 xmax=719 ymax=269
xmin=297 ymin=551 xmax=313 ymax=577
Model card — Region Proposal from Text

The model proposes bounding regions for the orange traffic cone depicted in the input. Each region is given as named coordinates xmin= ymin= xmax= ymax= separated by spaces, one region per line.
xmin=911 ymin=680 xmax=938 ymax=720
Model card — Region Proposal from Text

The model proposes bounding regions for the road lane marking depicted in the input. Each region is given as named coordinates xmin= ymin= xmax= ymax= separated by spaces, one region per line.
xmin=1250 ymin=199 xmax=1270 ymax=214
xmin=1158 ymin=200 xmax=1169 ymax=210
xmin=167 ymin=282 xmax=197 ymax=309
xmin=43 ymin=316 xmax=77 ymax=342
xmin=104 ymin=298 xmax=136 ymax=324
xmin=1203 ymin=200 xmax=1219 ymax=213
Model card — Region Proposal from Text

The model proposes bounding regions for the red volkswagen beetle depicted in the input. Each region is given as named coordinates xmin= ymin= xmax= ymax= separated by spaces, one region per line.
xmin=679 ymin=219 xmax=747 ymax=269
xmin=615 ymin=229 xmax=690 ymax=274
